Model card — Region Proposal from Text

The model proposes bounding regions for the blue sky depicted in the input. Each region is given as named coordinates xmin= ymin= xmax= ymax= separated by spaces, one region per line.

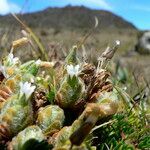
xmin=0 ymin=0 xmax=150 ymax=30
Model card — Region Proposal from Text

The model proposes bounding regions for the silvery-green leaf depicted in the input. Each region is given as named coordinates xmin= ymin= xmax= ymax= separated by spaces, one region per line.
xmin=65 ymin=45 xmax=80 ymax=65
xmin=10 ymin=125 xmax=44 ymax=150
xmin=37 ymin=105 xmax=65 ymax=135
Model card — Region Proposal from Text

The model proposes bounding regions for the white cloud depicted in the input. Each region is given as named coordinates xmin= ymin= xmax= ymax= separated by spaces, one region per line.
xmin=0 ymin=0 xmax=21 ymax=15
xmin=64 ymin=0 xmax=112 ymax=10
xmin=86 ymin=0 xmax=112 ymax=10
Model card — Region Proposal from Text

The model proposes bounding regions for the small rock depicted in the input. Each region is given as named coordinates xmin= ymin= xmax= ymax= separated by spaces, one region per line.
xmin=135 ymin=31 xmax=150 ymax=54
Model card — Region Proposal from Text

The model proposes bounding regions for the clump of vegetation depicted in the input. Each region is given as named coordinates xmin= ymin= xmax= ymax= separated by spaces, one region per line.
xmin=0 ymin=16 xmax=149 ymax=150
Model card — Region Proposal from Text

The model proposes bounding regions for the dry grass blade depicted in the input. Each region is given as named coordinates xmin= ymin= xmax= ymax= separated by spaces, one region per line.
xmin=114 ymin=86 xmax=134 ymax=109
xmin=91 ymin=119 xmax=116 ymax=133
xmin=77 ymin=16 xmax=99 ymax=49
xmin=11 ymin=13 xmax=48 ymax=61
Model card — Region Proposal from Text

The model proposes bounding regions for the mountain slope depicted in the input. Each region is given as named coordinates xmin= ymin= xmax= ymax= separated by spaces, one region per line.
xmin=0 ymin=6 xmax=137 ymax=30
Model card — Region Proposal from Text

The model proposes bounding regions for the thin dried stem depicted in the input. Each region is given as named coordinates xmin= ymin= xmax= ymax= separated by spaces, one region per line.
xmin=11 ymin=13 xmax=48 ymax=61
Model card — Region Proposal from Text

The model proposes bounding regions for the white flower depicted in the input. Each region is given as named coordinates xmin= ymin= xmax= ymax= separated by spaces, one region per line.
xmin=19 ymin=82 xmax=36 ymax=99
xmin=0 ymin=65 xmax=9 ymax=78
xmin=35 ymin=59 xmax=42 ymax=66
xmin=8 ymin=53 xmax=19 ymax=65
xmin=115 ymin=40 xmax=121 ymax=46
xmin=66 ymin=64 xmax=80 ymax=77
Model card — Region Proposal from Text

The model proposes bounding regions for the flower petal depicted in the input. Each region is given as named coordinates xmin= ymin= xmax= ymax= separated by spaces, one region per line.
xmin=66 ymin=64 xmax=80 ymax=77
xmin=19 ymin=82 xmax=36 ymax=99
xmin=8 ymin=53 xmax=19 ymax=65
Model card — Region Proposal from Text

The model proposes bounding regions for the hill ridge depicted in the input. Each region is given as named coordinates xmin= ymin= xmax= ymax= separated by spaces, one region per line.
xmin=0 ymin=6 xmax=137 ymax=30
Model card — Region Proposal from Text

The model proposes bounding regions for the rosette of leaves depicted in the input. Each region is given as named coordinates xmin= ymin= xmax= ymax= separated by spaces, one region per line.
xmin=19 ymin=60 xmax=40 ymax=76
xmin=55 ymin=64 xmax=86 ymax=109
xmin=9 ymin=125 xmax=47 ymax=150
xmin=96 ymin=90 xmax=119 ymax=117
xmin=0 ymin=82 xmax=35 ymax=141
xmin=65 ymin=45 xmax=80 ymax=65
xmin=36 ymin=105 xmax=65 ymax=135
